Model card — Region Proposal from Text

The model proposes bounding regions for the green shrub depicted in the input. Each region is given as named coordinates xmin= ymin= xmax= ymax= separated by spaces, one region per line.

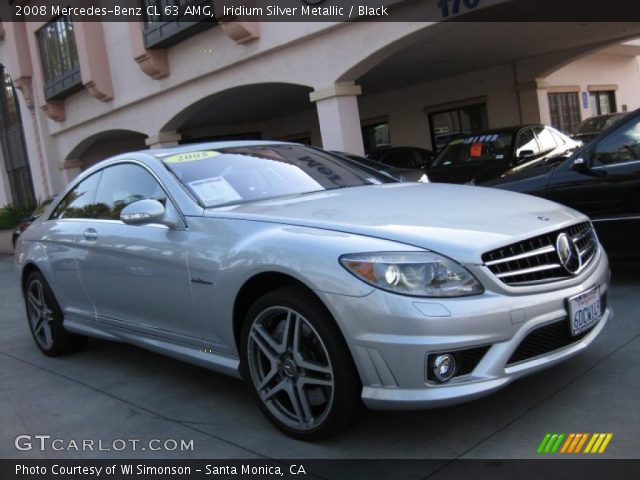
xmin=0 ymin=204 xmax=33 ymax=230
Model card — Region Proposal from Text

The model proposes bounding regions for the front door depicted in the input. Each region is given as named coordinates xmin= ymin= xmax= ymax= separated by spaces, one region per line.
xmin=75 ymin=162 xmax=198 ymax=338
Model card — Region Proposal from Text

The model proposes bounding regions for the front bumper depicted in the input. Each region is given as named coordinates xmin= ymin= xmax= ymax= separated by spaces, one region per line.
xmin=316 ymin=248 xmax=611 ymax=410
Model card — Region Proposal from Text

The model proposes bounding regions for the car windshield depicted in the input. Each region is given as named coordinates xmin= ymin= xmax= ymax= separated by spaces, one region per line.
xmin=577 ymin=114 xmax=624 ymax=134
xmin=431 ymin=133 xmax=514 ymax=167
xmin=161 ymin=144 xmax=392 ymax=208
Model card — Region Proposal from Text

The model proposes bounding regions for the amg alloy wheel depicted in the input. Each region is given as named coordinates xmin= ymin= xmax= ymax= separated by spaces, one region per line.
xmin=24 ymin=271 xmax=87 ymax=357
xmin=242 ymin=286 xmax=360 ymax=439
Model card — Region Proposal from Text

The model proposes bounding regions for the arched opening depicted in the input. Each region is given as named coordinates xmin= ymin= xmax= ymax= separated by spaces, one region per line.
xmin=65 ymin=130 xmax=148 ymax=172
xmin=161 ymin=82 xmax=317 ymax=145
xmin=335 ymin=22 xmax=640 ymax=153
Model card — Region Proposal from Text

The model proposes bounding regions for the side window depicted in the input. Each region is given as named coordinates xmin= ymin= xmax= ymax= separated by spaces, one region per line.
xmin=416 ymin=149 xmax=433 ymax=165
xmin=533 ymin=127 xmax=557 ymax=152
xmin=94 ymin=163 xmax=168 ymax=220
xmin=515 ymin=128 xmax=541 ymax=159
xmin=593 ymin=118 xmax=640 ymax=166
xmin=382 ymin=149 xmax=414 ymax=169
xmin=51 ymin=172 xmax=102 ymax=220
xmin=550 ymin=128 xmax=567 ymax=145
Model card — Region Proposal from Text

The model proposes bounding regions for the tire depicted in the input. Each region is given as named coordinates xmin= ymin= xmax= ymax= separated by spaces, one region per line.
xmin=24 ymin=271 xmax=88 ymax=357
xmin=241 ymin=285 xmax=361 ymax=440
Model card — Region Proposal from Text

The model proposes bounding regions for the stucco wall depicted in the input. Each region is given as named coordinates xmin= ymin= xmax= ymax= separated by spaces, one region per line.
xmin=540 ymin=53 xmax=640 ymax=124
xmin=358 ymin=63 xmax=522 ymax=150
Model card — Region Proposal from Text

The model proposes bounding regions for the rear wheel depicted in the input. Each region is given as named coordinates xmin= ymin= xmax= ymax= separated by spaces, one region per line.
xmin=241 ymin=286 xmax=360 ymax=440
xmin=24 ymin=271 xmax=87 ymax=357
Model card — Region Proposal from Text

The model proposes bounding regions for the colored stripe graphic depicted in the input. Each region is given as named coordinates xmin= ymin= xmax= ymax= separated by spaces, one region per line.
xmin=537 ymin=434 xmax=552 ymax=453
xmin=585 ymin=433 xmax=614 ymax=454
xmin=560 ymin=433 xmax=575 ymax=453
xmin=550 ymin=433 xmax=565 ymax=453
xmin=537 ymin=433 xmax=565 ymax=453
xmin=574 ymin=433 xmax=589 ymax=453
xmin=539 ymin=433 xmax=613 ymax=454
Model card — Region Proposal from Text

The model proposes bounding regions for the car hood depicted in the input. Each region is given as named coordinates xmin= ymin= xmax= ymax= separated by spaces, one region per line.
xmin=206 ymin=183 xmax=586 ymax=264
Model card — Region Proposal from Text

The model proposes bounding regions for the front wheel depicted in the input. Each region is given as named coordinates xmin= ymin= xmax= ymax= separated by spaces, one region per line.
xmin=241 ymin=286 xmax=360 ymax=440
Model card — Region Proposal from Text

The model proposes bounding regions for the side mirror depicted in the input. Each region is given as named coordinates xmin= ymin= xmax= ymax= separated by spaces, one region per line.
xmin=571 ymin=156 xmax=589 ymax=172
xmin=517 ymin=150 xmax=535 ymax=160
xmin=120 ymin=199 xmax=177 ymax=227
xmin=571 ymin=154 xmax=606 ymax=177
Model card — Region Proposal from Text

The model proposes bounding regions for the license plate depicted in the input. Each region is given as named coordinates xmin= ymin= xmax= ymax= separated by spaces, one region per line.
xmin=568 ymin=286 xmax=602 ymax=337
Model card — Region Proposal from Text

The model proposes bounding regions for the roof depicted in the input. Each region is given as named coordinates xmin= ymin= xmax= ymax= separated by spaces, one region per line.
xmin=146 ymin=140 xmax=296 ymax=158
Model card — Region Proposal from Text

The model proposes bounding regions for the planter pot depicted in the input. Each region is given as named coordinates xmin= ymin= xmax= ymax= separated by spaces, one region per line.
xmin=0 ymin=229 xmax=14 ymax=255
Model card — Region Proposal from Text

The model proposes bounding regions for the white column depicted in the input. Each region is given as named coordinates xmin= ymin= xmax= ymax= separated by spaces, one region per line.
xmin=310 ymin=83 xmax=364 ymax=156
xmin=514 ymin=79 xmax=548 ymax=125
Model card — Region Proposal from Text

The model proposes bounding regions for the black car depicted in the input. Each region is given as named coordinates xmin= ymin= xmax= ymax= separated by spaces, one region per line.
xmin=366 ymin=146 xmax=434 ymax=170
xmin=330 ymin=151 xmax=429 ymax=182
xmin=482 ymin=109 xmax=640 ymax=257
xmin=427 ymin=125 xmax=581 ymax=184
xmin=572 ymin=112 xmax=628 ymax=144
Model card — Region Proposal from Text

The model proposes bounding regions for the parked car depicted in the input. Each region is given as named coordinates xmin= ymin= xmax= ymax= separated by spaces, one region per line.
xmin=482 ymin=109 xmax=640 ymax=258
xmin=331 ymin=151 xmax=429 ymax=182
xmin=12 ymin=196 xmax=56 ymax=247
xmin=427 ymin=125 xmax=581 ymax=184
xmin=16 ymin=141 xmax=610 ymax=439
xmin=366 ymin=146 xmax=434 ymax=170
xmin=572 ymin=112 xmax=628 ymax=144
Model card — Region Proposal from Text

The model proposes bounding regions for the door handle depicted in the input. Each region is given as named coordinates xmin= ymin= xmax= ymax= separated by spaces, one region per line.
xmin=82 ymin=228 xmax=98 ymax=241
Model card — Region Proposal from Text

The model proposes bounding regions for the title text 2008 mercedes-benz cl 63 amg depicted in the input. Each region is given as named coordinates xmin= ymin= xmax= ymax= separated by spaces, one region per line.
xmin=14 ymin=142 xmax=611 ymax=439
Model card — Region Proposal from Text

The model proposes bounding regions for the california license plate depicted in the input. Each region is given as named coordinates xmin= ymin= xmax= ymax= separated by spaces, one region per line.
xmin=568 ymin=286 xmax=602 ymax=337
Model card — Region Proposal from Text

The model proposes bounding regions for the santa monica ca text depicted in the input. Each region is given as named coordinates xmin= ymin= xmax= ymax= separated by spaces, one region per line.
xmin=16 ymin=464 xmax=307 ymax=476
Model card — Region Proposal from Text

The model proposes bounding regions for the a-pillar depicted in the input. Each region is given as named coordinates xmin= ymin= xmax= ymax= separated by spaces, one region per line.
xmin=145 ymin=131 xmax=182 ymax=148
xmin=310 ymin=83 xmax=364 ymax=156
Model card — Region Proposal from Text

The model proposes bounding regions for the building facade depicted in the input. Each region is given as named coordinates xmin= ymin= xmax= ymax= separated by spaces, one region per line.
xmin=1 ymin=1 xmax=640 ymax=205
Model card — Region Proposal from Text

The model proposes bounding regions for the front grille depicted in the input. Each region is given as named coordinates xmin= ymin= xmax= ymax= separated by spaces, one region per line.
xmin=426 ymin=345 xmax=490 ymax=382
xmin=482 ymin=222 xmax=598 ymax=286
xmin=507 ymin=292 xmax=606 ymax=365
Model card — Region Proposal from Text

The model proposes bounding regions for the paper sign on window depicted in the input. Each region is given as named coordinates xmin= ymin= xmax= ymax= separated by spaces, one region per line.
xmin=470 ymin=143 xmax=483 ymax=157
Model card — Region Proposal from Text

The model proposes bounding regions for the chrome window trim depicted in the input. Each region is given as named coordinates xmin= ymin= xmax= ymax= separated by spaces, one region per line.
xmin=48 ymin=159 xmax=188 ymax=229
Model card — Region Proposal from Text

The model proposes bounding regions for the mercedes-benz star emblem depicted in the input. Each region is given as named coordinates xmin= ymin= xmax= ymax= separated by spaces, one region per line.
xmin=556 ymin=233 xmax=581 ymax=274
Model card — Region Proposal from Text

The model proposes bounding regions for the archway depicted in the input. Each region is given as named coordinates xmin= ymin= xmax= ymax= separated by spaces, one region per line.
xmin=64 ymin=129 xmax=148 ymax=173
xmin=160 ymin=83 xmax=317 ymax=145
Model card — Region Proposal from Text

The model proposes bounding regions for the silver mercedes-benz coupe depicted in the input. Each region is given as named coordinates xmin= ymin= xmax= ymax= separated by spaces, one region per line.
xmin=15 ymin=142 xmax=611 ymax=439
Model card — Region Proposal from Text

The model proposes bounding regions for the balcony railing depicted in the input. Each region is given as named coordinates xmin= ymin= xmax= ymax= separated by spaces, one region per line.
xmin=37 ymin=16 xmax=83 ymax=100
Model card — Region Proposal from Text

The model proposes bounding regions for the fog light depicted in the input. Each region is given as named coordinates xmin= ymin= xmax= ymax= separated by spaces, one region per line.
xmin=433 ymin=354 xmax=456 ymax=382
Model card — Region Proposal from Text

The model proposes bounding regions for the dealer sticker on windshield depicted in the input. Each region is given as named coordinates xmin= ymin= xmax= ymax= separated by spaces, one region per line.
xmin=567 ymin=286 xmax=602 ymax=337
xmin=163 ymin=151 xmax=219 ymax=164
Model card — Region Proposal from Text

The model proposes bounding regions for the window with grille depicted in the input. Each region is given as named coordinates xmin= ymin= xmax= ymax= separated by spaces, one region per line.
xmin=548 ymin=92 xmax=581 ymax=134
xmin=589 ymin=91 xmax=617 ymax=116
xmin=36 ymin=16 xmax=82 ymax=100
xmin=141 ymin=0 xmax=217 ymax=49
xmin=0 ymin=66 xmax=35 ymax=207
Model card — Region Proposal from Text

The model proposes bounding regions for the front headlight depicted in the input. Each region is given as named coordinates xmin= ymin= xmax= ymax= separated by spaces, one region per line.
xmin=339 ymin=252 xmax=483 ymax=297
